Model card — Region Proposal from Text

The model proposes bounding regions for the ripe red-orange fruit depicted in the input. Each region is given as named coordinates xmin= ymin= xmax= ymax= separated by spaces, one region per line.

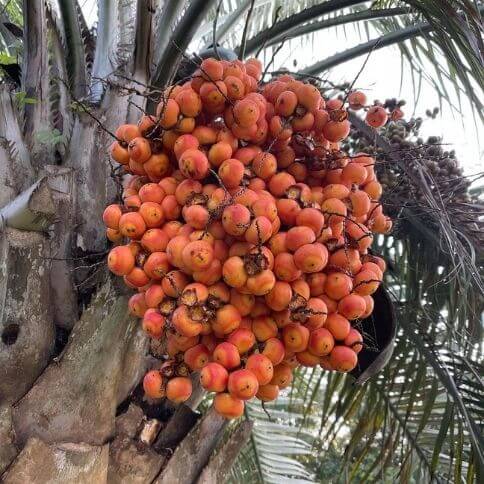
xmin=296 ymin=208 xmax=324 ymax=236
xmin=256 ymin=384 xmax=279 ymax=402
xmin=323 ymin=120 xmax=350 ymax=142
xmin=320 ymin=198 xmax=347 ymax=225
xmin=276 ymin=198 xmax=301 ymax=226
xmin=119 ymin=212 xmax=147 ymax=239
xmin=361 ymin=262 xmax=383 ymax=281
xmin=363 ymin=180 xmax=382 ymax=200
xmin=178 ymin=149 xmax=209 ymax=180
xmin=143 ymin=370 xmax=164 ymax=398
xmin=172 ymin=305 xmax=203 ymax=337
xmin=360 ymin=295 xmax=374 ymax=319
xmin=182 ymin=240 xmax=214 ymax=271
xmin=184 ymin=343 xmax=211 ymax=370
xmin=296 ymin=350 xmax=321 ymax=367
xmin=142 ymin=309 xmax=165 ymax=339
xmin=200 ymin=362 xmax=229 ymax=392
xmin=267 ymin=232 xmax=287 ymax=256
xmin=224 ymin=75 xmax=245 ymax=100
xmin=213 ymin=304 xmax=242 ymax=336
xmin=342 ymin=163 xmax=367 ymax=185
xmin=329 ymin=248 xmax=362 ymax=275
xmin=348 ymin=91 xmax=367 ymax=110
xmin=262 ymin=338 xmax=285 ymax=365
xmin=200 ymin=58 xmax=224 ymax=80
xmin=139 ymin=183 xmax=165 ymax=204
xmin=307 ymin=272 xmax=327 ymax=297
xmin=228 ymin=369 xmax=259 ymax=400
xmin=144 ymin=251 xmax=170 ymax=279
xmin=193 ymin=258 xmax=222 ymax=285
xmin=230 ymin=290 xmax=255 ymax=316
xmin=156 ymin=98 xmax=180 ymax=128
xmin=308 ymin=327 xmax=334 ymax=356
xmin=223 ymin=256 xmax=248 ymax=288
xmin=125 ymin=266 xmax=150 ymax=288
xmin=166 ymin=377 xmax=192 ymax=403
xmin=222 ymin=204 xmax=251 ymax=236
xmin=218 ymin=158 xmax=244 ymax=188
xmin=174 ymin=133 xmax=200 ymax=160
xmin=282 ymin=323 xmax=310 ymax=352
xmin=213 ymin=342 xmax=241 ymax=369
xmin=252 ymin=315 xmax=278 ymax=342
xmin=128 ymin=293 xmax=147 ymax=318
xmin=103 ymin=204 xmax=123 ymax=229
xmin=322 ymin=184 xmax=350 ymax=200
xmin=329 ymin=346 xmax=358 ymax=372
xmin=141 ymin=228 xmax=169 ymax=252
xmin=246 ymin=354 xmax=274 ymax=385
xmin=349 ymin=190 xmax=371 ymax=217
xmin=245 ymin=216 xmax=273 ymax=245
xmin=208 ymin=141 xmax=233 ymax=167
xmin=274 ymin=252 xmax=301 ymax=282
xmin=175 ymin=88 xmax=202 ymax=117
xmin=107 ymin=245 xmax=135 ymax=276
xmin=183 ymin=204 xmax=210 ymax=229
xmin=270 ymin=363 xmax=293 ymax=389
xmin=145 ymin=284 xmax=165 ymax=308
xmin=166 ymin=235 xmax=190 ymax=268
xmin=246 ymin=269 xmax=276 ymax=296
xmin=233 ymin=99 xmax=260 ymax=127
xmin=294 ymin=243 xmax=328 ymax=273
xmin=366 ymin=106 xmax=388 ymax=128
xmin=344 ymin=328 xmax=363 ymax=353
xmin=252 ymin=152 xmax=277 ymax=179
xmin=139 ymin=202 xmax=164 ymax=228
xmin=227 ymin=328 xmax=256 ymax=354
xmin=285 ymin=226 xmax=316 ymax=252
xmin=214 ymin=392 xmax=244 ymax=419
xmin=338 ymin=293 xmax=367 ymax=320
xmin=128 ymin=137 xmax=152 ymax=163
xmin=110 ymin=141 xmax=130 ymax=164
xmin=268 ymin=168 xmax=296 ymax=197
xmin=265 ymin=281 xmax=292 ymax=311
xmin=275 ymin=90 xmax=298 ymax=116
xmin=304 ymin=297 xmax=328 ymax=329
xmin=325 ymin=313 xmax=351 ymax=341
xmin=325 ymin=272 xmax=353 ymax=300
xmin=353 ymin=269 xmax=380 ymax=295
xmin=252 ymin=197 xmax=277 ymax=222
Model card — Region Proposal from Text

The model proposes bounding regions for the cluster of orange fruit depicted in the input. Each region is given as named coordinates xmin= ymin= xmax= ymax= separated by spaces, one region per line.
xmin=104 ymin=57 xmax=393 ymax=418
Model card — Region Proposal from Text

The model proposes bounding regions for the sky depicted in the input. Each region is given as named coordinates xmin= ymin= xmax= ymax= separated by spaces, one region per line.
xmin=80 ymin=0 xmax=483 ymax=177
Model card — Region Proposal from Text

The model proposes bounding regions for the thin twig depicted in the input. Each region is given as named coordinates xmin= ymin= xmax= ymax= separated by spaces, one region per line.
xmin=342 ymin=38 xmax=382 ymax=105
xmin=238 ymin=0 xmax=256 ymax=60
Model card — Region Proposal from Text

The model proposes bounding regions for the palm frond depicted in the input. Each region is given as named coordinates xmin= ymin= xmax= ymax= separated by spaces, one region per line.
xmin=57 ymin=0 xmax=90 ymax=98
xmin=152 ymin=0 xmax=218 ymax=88
xmin=230 ymin=397 xmax=317 ymax=483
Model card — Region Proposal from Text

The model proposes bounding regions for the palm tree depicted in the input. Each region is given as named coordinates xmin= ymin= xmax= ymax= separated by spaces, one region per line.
xmin=0 ymin=0 xmax=482 ymax=482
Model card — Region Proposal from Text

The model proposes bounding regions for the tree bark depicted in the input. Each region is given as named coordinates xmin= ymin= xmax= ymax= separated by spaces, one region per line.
xmin=197 ymin=420 xmax=254 ymax=484
xmin=0 ymin=227 xmax=55 ymax=405
xmin=12 ymin=280 xmax=148 ymax=446
xmin=2 ymin=438 xmax=109 ymax=483
xmin=153 ymin=407 xmax=228 ymax=484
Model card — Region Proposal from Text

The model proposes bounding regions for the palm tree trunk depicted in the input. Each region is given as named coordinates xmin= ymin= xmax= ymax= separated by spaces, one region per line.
xmin=0 ymin=2 xmax=250 ymax=482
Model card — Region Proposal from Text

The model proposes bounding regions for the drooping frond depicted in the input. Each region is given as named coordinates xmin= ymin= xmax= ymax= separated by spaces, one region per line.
xmin=229 ymin=397 xmax=317 ymax=483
